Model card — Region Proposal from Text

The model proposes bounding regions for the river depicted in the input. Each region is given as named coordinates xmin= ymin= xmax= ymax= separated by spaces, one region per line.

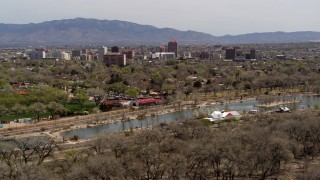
xmin=64 ymin=94 xmax=320 ymax=139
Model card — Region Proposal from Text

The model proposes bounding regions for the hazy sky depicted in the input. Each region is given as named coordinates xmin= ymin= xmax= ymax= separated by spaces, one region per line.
xmin=1 ymin=0 xmax=319 ymax=36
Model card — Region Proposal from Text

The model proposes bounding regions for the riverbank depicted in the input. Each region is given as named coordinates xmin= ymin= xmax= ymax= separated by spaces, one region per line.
xmin=5 ymin=93 xmax=318 ymax=142
xmin=255 ymin=99 xmax=301 ymax=108
xmin=0 ymin=95 xmax=266 ymax=142
xmin=3 ymin=99 xmax=221 ymax=142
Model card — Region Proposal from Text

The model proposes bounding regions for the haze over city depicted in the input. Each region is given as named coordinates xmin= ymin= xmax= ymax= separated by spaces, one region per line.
xmin=1 ymin=0 xmax=319 ymax=36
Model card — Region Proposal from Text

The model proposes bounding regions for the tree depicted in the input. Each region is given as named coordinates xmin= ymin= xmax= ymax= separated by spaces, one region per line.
xmin=85 ymin=155 xmax=122 ymax=179
xmin=14 ymin=138 xmax=36 ymax=165
xmin=11 ymin=103 xmax=27 ymax=115
xmin=124 ymin=88 xmax=139 ymax=98
xmin=89 ymin=137 xmax=109 ymax=155
xmin=33 ymin=139 xmax=58 ymax=165
xmin=47 ymin=102 xmax=66 ymax=120
xmin=0 ymin=105 xmax=8 ymax=121
xmin=183 ymin=86 xmax=193 ymax=98
xmin=28 ymin=84 xmax=68 ymax=104
xmin=87 ymin=88 xmax=105 ymax=105
xmin=193 ymin=80 xmax=202 ymax=89
xmin=109 ymin=82 xmax=127 ymax=95
xmin=0 ymin=141 xmax=19 ymax=177
xmin=29 ymin=102 xmax=47 ymax=122
xmin=74 ymin=89 xmax=88 ymax=109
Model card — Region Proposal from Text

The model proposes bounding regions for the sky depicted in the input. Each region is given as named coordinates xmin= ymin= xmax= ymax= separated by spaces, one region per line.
xmin=1 ymin=0 xmax=319 ymax=36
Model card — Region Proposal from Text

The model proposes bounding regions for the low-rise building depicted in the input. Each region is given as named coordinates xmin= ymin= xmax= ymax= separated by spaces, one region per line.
xmin=151 ymin=52 xmax=175 ymax=60
xmin=207 ymin=111 xmax=241 ymax=122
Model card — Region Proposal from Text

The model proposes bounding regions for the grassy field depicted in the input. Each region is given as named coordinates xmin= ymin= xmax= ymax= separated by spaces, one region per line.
xmin=1 ymin=112 xmax=51 ymax=122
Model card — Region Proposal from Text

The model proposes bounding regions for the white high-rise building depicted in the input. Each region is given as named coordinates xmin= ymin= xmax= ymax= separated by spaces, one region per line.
xmin=52 ymin=52 xmax=71 ymax=60
xmin=60 ymin=52 xmax=71 ymax=60
xmin=98 ymin=46 xmax=108 ymax=60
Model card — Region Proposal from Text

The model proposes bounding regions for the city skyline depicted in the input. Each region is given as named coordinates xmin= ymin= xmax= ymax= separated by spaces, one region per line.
xmin=1 ymin=0 xmax=319 ymax=36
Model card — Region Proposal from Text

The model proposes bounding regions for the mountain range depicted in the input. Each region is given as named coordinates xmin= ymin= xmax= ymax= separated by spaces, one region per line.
xmin=0 ymin=18 xmax=319 ymax=45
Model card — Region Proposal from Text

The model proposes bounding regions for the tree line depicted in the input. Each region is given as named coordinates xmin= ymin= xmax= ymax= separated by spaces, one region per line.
xmin=1 ymin=110 xmax=320 ymax=179
xmin=1 ymin=59 xmax=320 ymax=121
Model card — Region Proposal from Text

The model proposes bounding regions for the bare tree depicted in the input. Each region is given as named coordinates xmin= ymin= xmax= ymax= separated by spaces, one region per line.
xmin=33 ymin=139 xmax=58 ymax=165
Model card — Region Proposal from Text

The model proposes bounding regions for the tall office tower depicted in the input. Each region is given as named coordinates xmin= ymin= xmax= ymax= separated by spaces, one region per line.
xmin=225 ymin=48 xmax=236 ymax=60
xmin=98 ymin=46 xmax=108 ymax=60
xmin=250 ymin=48 xmax=256 ymax=59
xmin=168 ymin=40 xmax=178 ymax=58
xmin=72 ymin=50 xmax=81 ymax=58
xmin=111 ymin=46 xmax=122 ymax=54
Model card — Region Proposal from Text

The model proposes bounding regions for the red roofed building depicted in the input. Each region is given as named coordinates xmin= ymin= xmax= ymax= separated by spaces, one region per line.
xmin=137 ymin=98 xmax=157 ymax=105
xmin=102 ymin=99 xmax=130 ymax=106
xmin=17 ymin=90 xmax=29 ymax=95
xmin=136 ymin=98 xmax=168 ymax=106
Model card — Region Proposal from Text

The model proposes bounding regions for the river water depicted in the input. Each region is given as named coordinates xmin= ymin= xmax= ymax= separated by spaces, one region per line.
xmin=64 ymin=95 xmax=320 ymax=139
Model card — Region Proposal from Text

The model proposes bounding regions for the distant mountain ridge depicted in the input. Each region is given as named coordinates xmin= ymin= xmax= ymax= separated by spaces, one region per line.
xmin=220 ymin=31 xmax=320 ymax=44
xmin=0 ymin=18 xmax=319 ymax=45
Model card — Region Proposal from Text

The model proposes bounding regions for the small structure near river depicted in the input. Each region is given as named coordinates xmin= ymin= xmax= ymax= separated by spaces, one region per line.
xmin=205 ymin=110 xmax=241 ymax=122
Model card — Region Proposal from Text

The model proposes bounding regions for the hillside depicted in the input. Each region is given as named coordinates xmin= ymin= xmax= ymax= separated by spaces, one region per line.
xmin=0 ymin=18 xmax=218 ymax=45
xmin=0 ymin=18 xmax=319 ymax=45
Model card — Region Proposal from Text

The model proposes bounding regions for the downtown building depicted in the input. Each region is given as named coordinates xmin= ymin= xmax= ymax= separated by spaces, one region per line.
xmin=103 ymin=53 xmax=126 ymax=67
xmin=98 ymin=46 xmax=108 ymax=60
xmin=168 ymin=40 xmax=178 ymax=58
xmin=225 ymin=48 xmax=236 ymax=60
xmin=28 ymin=50 xmax=46 ymax=60
xmin=151 ymin=52 xmax=175 ymax=60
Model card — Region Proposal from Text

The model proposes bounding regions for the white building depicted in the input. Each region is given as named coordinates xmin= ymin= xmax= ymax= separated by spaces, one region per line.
xmin=60 ymin=52 xmax=71 ymax=60
xmin=183 ymin=52 xmax=192 ymax=59
xmin=207 ymin=111 xmax=241 ymax=122
xmin=52 ymin=52 xmax=71 ymax=60
xmin=98 ymin=46 xmax=108 ymax=60
xmin=152 ymin=52 xmax=175 ymax=60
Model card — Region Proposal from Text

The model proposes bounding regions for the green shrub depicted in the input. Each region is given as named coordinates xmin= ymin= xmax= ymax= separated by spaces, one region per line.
xmin=200 ymin=119 xmax=212 ymax=126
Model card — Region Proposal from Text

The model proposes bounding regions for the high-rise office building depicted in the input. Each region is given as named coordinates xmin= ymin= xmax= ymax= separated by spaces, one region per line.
xmin=250 ymin=49 xmax=256 ymax=59
xmin=124 ymin=50 xmax=135 ymax=59
xmin=225 ymin=48 xmax=236 ymax=60
xmin=168 ymin=40 xmax=178 ymax=58
xmin=98 ymin=46 xmax=108 ymax=60
xmin=111 ymin=46 xmax=122 ymax=54
xmin=72 ymin=50 xmax=81 ymax=58
xmin=104 ymin=53 xmax=126 ymax=67
xmin=28 ymin=50 xmax=46 ymax=60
